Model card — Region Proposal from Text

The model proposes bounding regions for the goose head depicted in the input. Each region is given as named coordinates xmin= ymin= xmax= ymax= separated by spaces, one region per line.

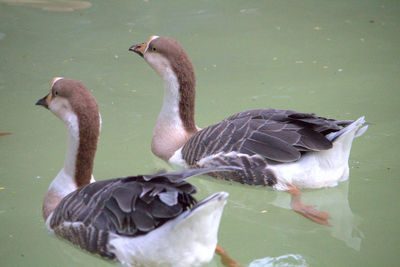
xmin=129 ymin=36 xmax=196 ymax=92
xmin=36 ymin=77 xmax=99 ymax=126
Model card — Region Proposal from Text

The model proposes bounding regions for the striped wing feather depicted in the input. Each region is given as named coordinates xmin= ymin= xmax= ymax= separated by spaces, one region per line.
xmin=49 ymin=171 xmax=198 ymax=259
xmin=181 ymin=109 xmax=353 ymax=185
xmin=183 ymin=109 xmax=351 ymax=165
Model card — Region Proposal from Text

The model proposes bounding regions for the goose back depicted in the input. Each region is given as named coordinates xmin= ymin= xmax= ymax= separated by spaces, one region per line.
xmin=181 ymin=109 xmax=354 ymax=186
xmin=49 ymin=171 xmax=197 ymax=259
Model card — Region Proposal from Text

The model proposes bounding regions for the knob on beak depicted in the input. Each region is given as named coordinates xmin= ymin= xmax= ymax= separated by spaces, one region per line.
xmin=128 ymin=35 xmax=160 ymax=58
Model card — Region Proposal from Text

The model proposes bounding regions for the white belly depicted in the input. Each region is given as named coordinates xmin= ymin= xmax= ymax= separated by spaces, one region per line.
xmin=270 ymin=150 xmax=350 ymax=191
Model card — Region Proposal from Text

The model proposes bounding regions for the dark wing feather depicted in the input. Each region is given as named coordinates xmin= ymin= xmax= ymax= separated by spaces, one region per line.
xmin=244 ymin=131 xmax=301 ymax=162
xmin=51 ymin=174 xmax=197 ymax=236
xmin=49 ymin=167 xmax=237 ymax=259
xmin=49 ymin=171 xmax=203 ymax=259
xmin=182 ymin=108 xmax=353 ymax=165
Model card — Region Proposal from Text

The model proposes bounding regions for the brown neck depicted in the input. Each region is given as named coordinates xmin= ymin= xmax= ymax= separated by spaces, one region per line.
xmin=151 ymin=70 xmax=198 ymax=161
xmin=75 ymin=110 xmax=100 ymax=187
xmin=148 ymin=37 xmax=199 ymax=160
xmin=42 ymin=110 xmax=99 ymax=220
xmin=66 ymin=81 xmax=100 ymax=187
xmin=165 ymin=40 xmax=197 ymax=133
xmin=175 ymin=66 xmax=197 ymax=133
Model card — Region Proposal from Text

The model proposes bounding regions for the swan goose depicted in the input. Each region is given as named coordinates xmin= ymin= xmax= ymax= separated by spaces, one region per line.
xmin=129 ymin=36 xmax=368 ymax=226
xmin=36 ymin=77 xmax=237 ymax=267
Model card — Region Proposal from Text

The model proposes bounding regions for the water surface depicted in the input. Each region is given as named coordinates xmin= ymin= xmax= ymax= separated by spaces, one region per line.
xmin=0 ymin=0 xmax=399 ymax=266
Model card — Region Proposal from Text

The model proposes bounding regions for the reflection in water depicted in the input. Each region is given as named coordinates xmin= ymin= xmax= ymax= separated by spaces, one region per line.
xmin=270 ymin=182 xmax=364 ymax=250
xmin=249 ymin=254 xmax=307 ymax=267
xmin=0 ymin=0 xmax=91 ymax=12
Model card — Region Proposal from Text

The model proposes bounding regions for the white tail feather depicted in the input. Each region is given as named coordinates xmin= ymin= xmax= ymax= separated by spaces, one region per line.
xmin=326 ymin=116 xmax=366 ymax=142
xmin=355 ymin=125 xmax=368 ymax=137
xmin=272 ymin=116 xmax=367 ymax=190
xmin=108 ymin=192 xmax=228 ymax=267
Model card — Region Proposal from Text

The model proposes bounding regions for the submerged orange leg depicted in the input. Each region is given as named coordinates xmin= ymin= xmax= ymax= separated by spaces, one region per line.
xmin=287 ymin=185 xmax=331 ymax=226
xmin=215 ymin=245 xmax=243 ymax=267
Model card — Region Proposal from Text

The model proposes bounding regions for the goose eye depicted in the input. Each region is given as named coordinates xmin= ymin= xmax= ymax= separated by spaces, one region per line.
xmin=152 ymin=47 xmax=156 ymax=51
xmin=54 ymin=91 xmax=58 ymax=96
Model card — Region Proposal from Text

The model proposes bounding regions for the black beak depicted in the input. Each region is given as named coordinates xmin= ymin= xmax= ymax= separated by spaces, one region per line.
xmin=128 ymin=43 xmax=144 ymax=58
xmin=36 ymin=94 xmax=49 ymax=109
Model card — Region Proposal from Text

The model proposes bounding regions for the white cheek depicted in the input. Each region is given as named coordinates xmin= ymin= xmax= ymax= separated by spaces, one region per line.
xmin=145 ymin=53 xmax=179 ymax=98
xmin=49 ymin=98 xmax=78 ymax=131
xmin=49 ymin=98 xmax=69 ymax=117
xmin=145 ymin=53 xmax=171 ymax=78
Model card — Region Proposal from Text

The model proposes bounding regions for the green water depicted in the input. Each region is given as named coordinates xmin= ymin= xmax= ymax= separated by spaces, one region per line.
xmin=1 ymin=0 xmax=399 ymax=266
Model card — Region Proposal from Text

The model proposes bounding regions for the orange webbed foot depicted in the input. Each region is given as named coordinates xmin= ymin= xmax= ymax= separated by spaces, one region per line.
xmin=287 ymin=185 xmax=331 ymax=226
xmin=215 ymin=245 xmax=243 ymax=267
